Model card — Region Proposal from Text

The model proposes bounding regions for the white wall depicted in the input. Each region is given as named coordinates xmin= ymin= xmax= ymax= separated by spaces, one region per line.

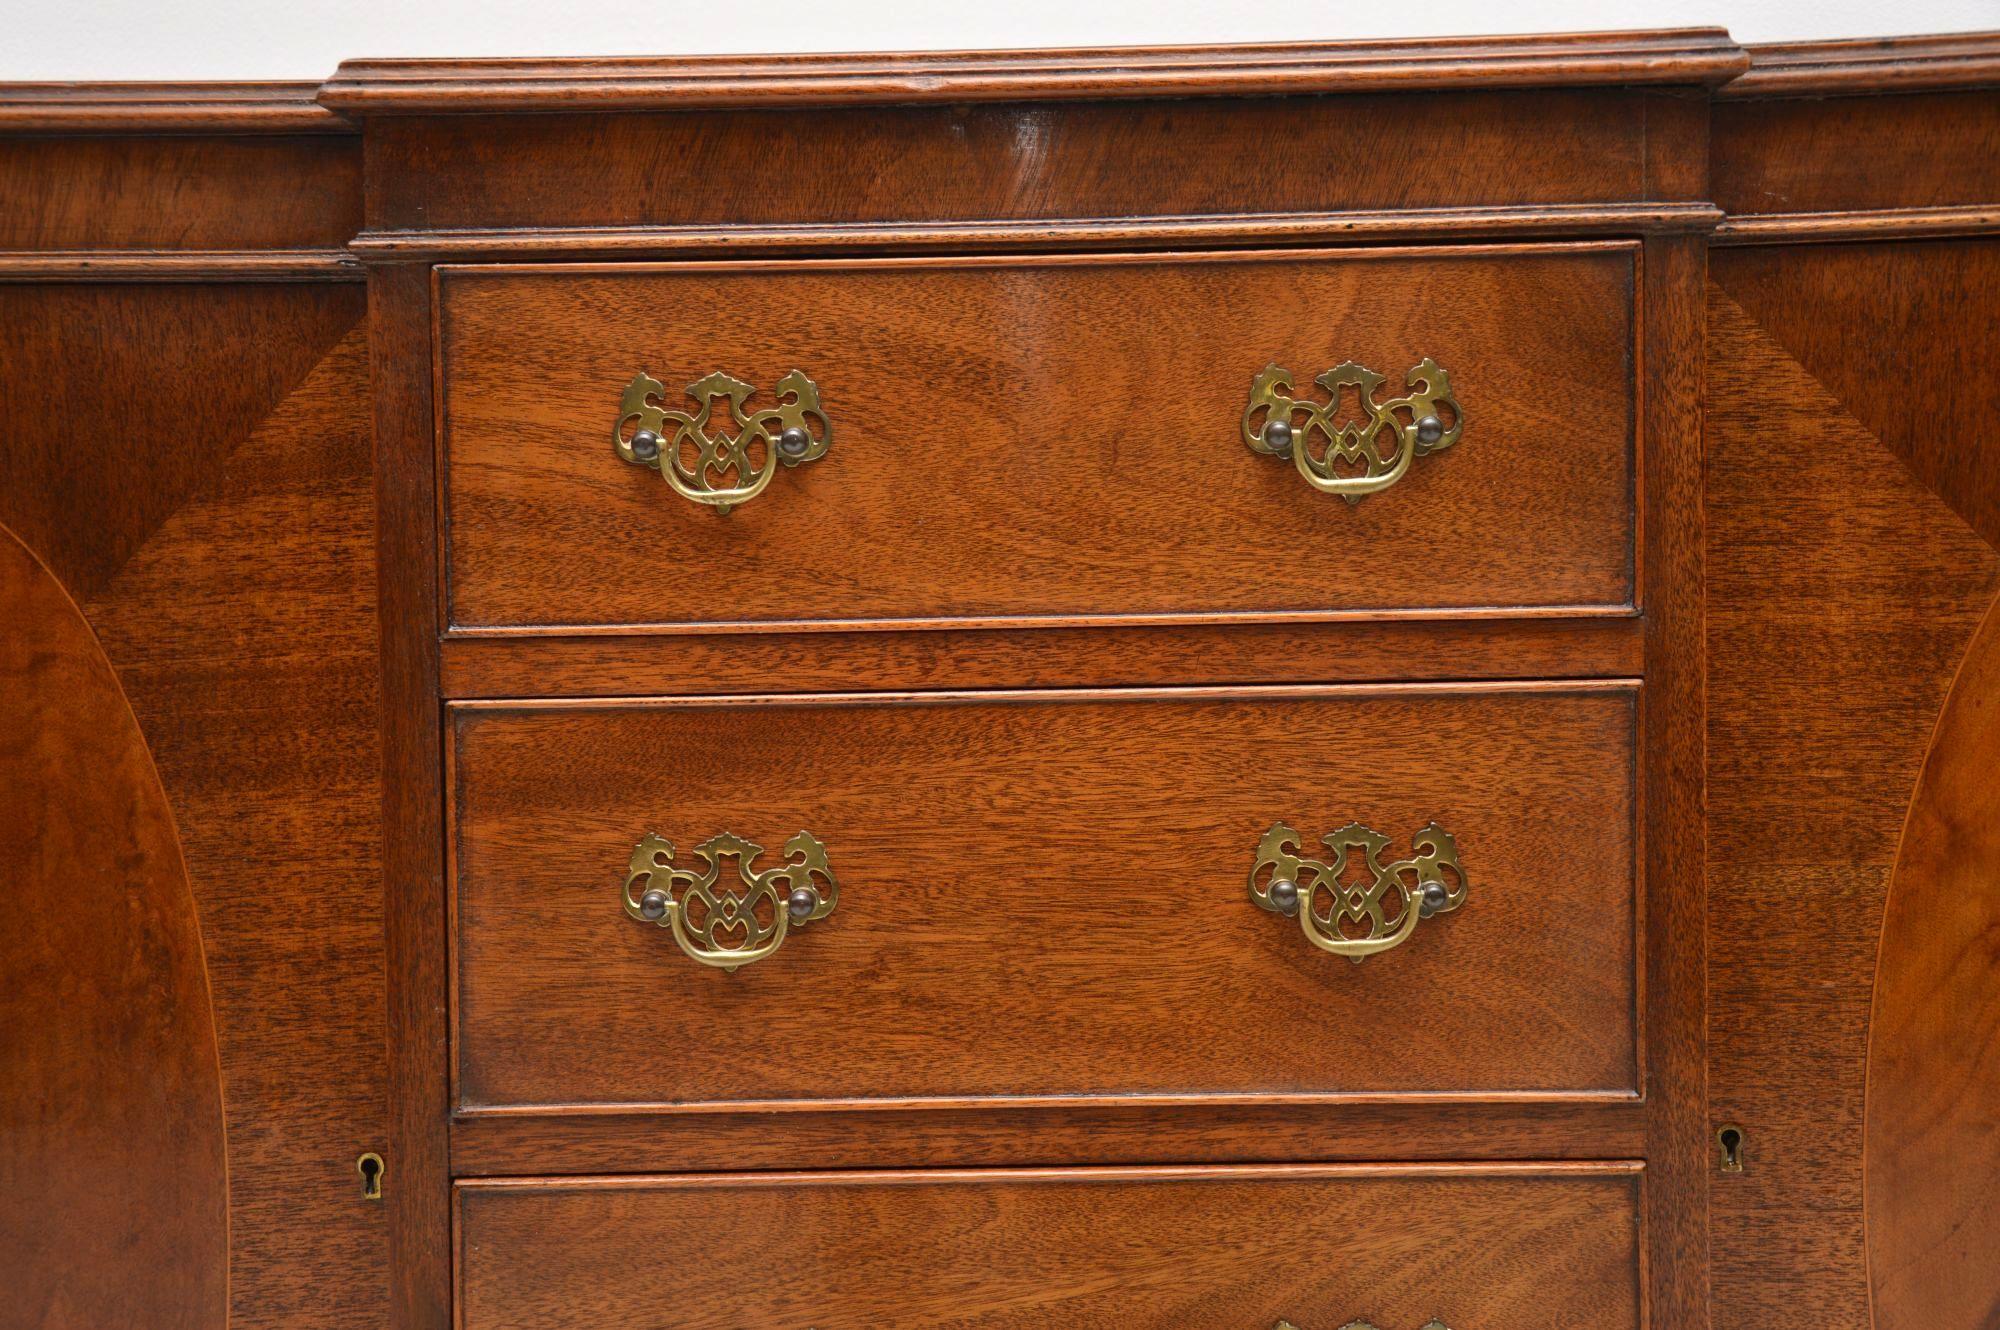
xmin=1 ymin=0 xmax=1994 ymax=81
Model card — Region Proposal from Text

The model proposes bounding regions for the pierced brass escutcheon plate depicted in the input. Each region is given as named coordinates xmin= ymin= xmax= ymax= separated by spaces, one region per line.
xmin=1243 ymin=357 xmax=1463 ymax=503
xmin=622 ymin=830 xmax=837 ymax=972
xmin=1250 ymin=821 xmax=1467 ymax=962
xmin=613 ymin=369 xmax=830 ymax=513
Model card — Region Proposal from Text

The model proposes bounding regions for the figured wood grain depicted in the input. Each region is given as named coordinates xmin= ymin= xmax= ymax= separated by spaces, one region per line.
xmin=449 ymin=1098 xmax=1647 ymax=1177
xmin=440 ymin=247 xmax=1635 ymax=631
xmin=371 ymin=261 xmax=453 ymax=1330
xmin=1703 ymin=284 xmax=2000 ymax=1330
xmin=80 ymin=321 xmax=389 ymax=1329
xmin=0 ymin=283 xmax=361 ymax=601
xmin=1866 ymin=593 xmax=2000 ymax=1330
xmin=321 ymin=30 xmax=1745 ymax=112
xmin=1714 ymin=240 xmax=2000 ymax=552
xmin=360 ymin=90 xmax=1696 ymax=236
xmin=0 ymin=284 xmax=389 ymax=1330
xmin=451 ymin=685 xmax=1638 ymax=1110
xmin=0 ymin=134 xmax=362 ymax=253
xmin=1712 ymin=91 xmax=2000 ymax=223
xmin=438 ymin=615 xmax=1645 ymax=699
xmin=1635 ymin=234 xmax=1709 ymax=1330
xmin=455 ymin=1164 xmax=1644 ymax=1330
xmin=0 ymin=522 xmax=228 ymax=1330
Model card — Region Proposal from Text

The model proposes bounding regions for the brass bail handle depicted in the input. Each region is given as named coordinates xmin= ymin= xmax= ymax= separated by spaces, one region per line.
xmin=613 ymin=369 xmax=831 ymax=514
xmin=1244 ymin=357 xmax=1464 ymax=504
xmin=1249 ymin=821 xmax=1468 ymax=962
xmin=622 ymin=829 xmax=837 ymax=972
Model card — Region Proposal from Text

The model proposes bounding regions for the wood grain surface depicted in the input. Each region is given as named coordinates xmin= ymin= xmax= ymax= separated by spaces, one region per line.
xmin=455 ymin=1164 xmax=1644 ymax=1330
xmin=0 ymin=283 xmax=389 ymax=1329
xmin=437 ymin=615 xmax=1645 ymax=699
xmin=0 ymin=134 xmax=361 ymax=253
xmin=1710 ymin=240 xmax=2000 ymax=549
xmin=323 ymin=30 xmax=1744 ymax=112
xmin=1703 ymin=278 xmax=2000 ymax=1329
xmin=1866 ymin=593 xmax=2000 ymax=1330
xmin=1712 ymin=91 xmax=2000 ymax=223
xmin=361 ymin=90 xmax=1691 ymax=237
xmin=0 ymin=522 xmax=228 ymax=1330
xmin=450 ymin=684 xmax=1639 ymax=1111
xmin=439 ymin=246 xmax=1635 ymax=631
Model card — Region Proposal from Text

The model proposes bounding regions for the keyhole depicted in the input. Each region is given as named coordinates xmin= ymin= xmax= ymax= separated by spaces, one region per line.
xmin=356 ymin=1152 xmax=385 ymax=1200
xmin=1716 ymin=1124 xmax=1745 ymax=1174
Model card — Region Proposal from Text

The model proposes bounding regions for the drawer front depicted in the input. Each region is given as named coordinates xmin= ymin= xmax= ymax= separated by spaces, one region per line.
xmin=456 ymin=1165 xmax=1644 ymax=1330
xmin=450 ymin=684 xmax=1638 ymax=1111
xmin=437 ymin=245 xmax=1635 ymax=631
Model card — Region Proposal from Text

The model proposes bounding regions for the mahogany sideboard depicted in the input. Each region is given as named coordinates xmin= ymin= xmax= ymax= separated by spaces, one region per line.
xmin=4 ymin=27 xmax=1998 ymax=1330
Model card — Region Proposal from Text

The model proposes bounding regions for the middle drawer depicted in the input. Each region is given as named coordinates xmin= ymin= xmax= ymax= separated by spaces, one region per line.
xmin=449 ymin=683 xmax=1639 ymax=1114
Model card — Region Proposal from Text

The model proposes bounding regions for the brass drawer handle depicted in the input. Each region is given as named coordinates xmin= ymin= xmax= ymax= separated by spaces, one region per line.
xmin=613 ymin=369 xmax=830 ymax=514
xmin=1250 ymin=821 xmax=1467 ymax=962
xmin=1243 ymin=358 xmax=1464 ymax=504
xmin=622 ymin=830 xmax=836 ymax=972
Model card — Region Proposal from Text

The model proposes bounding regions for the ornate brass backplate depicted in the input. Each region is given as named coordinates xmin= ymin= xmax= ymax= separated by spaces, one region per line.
xmin=622 ymin=830 xmax=836 ymax=972
xmin=1250 ymin=821 xmax=1467 ymax=962
xmin=612 ymin=369 xmax=830 ymax=513
xmin=1243 ymin=358 xmax=1463 ymax=504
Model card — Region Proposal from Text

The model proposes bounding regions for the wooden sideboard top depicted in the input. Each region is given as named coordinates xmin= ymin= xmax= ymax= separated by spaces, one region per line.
xmin=317 ymin=28 xmax=1749 ymax=113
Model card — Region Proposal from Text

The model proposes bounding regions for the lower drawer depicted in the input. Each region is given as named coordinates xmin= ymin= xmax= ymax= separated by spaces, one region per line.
xmin=455 ymin=1164 xmax=1644 ymax=1330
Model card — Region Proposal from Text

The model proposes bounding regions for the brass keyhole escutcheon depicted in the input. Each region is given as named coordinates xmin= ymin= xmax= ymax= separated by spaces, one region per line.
xmin=356 ymin=1151 xmax=385 ymax=1200
xmin=1717 ymin=1124 xmax=1745 ymax=1174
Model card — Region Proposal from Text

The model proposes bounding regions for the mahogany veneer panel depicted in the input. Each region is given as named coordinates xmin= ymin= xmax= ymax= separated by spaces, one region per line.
xmin=365 ymin=89 xmax=1694 ymax=236
xmin=0 ymin=524 xmax=228 ymax=1330
xmin=0 ymin=134 xmax=361 ymax=252
xmin=451 ymin=684 xmax=1639 ymax=1111
xmin=439 ymin=245 xmax=1635 ymax=631
xmin=1713 ymin=91 xmax=2000 ymax=220
xmin=456 ymin=1164 xmax=1645 ymax=1330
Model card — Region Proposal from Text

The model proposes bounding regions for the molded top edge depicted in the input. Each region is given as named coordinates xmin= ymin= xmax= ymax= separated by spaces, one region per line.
xmin=316 ymin=28 xmax=1748 ymax=115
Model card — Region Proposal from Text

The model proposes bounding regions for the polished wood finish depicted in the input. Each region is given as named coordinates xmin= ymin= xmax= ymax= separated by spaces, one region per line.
xmin=455 ymin=1164 xmax=1644 ymax=1330
xmin=370 ymin=260 xmax=453 ymax=1330
xmin=1711 ymin=240 xmax=2000 ymax=549
xmin=323 ymin=30 xmax=1745 ymax=112
xmin=0 ymin=135 xmax=361 ymax=255
xmin=439 ymin=615 xmax=1645 ymax=698
xmin=0 ymin=279 xmax=389 ymax=1328
xmin=452 ymin=684 xmax=1639 ymax=1111
xmin=0 ymin=522 xmax=228 ymax=1330
xmin=1635 ymin=233 xmax=1709 ymax=1330
xmin=1866 ymin=596 xmax=2000 ymax=1330
xmin=450 ymin=1097 xmax=1648 ymax=1177
xmin=440 ymin=246 xmax=1635 ymax=631
xmin=1723 ymin=31 xmax=2000 ymax=97
xmin=11 ymin=29 xmax=2000 ymax=1330
xmin=1703 ymin=278 xmax=2000 ymax=1329
xmin=0 ymin=81 xmax=347 ymax=131
xmin=357 ymin=90 xmax=1709 ymax=240
xmin=1713 ymin=93 xmax=2000 ymax=229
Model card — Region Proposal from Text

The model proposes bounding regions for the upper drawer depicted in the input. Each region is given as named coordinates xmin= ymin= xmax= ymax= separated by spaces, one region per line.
xmin=436 ymin=244 xmax=1636 ymax=633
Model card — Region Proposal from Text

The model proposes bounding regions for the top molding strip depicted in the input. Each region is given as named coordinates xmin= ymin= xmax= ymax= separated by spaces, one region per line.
xmin=1725 ymin=30 xmax=2000 ymax=98
xmin=0 ymin=82 xmax=349 ymax=133
xmin=317 ymin=28 xmax=1747 ymax=114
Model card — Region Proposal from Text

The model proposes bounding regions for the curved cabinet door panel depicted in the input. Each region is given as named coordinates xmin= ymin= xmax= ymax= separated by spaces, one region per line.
xmin=1868 ymin=594 xmax=2000 ymax=1330
xmin=0 ymin=523 xmax=228 ymax=1330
